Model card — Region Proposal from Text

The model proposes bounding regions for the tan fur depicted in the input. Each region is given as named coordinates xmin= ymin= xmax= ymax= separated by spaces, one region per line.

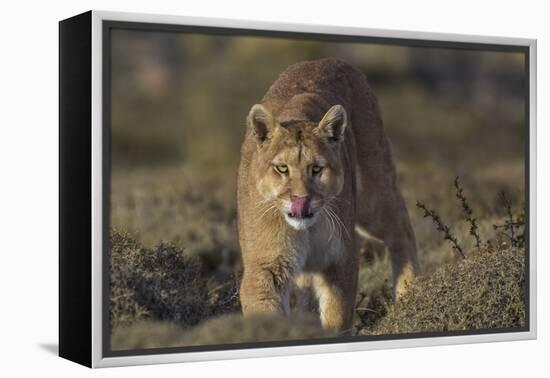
xmin=237 ymin=58 xmax=419 ymax=333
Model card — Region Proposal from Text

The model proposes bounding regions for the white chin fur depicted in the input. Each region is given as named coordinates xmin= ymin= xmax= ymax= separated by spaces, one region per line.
xmin=284 ymin=213 xmax=318 ymax=230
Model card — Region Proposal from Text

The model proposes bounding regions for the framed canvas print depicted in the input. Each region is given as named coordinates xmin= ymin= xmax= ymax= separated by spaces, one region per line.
xmin=59 ymin=10 xmax=537 ymax=368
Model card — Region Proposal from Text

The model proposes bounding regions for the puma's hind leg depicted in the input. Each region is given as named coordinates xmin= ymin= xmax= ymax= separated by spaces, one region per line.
xmin=355 ymin=166 xmax=420 ymax=299
xmin=312 ymin=258 xmax=358 ymax=334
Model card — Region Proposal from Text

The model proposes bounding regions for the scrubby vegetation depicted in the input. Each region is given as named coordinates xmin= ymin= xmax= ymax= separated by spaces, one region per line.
xmin=354 ymin=177 xmax=526 ymax=335
xmin=109 ymin=169 xmax=527 ymax=348
xmin=369 ymin=245 xmax=525 ymax=334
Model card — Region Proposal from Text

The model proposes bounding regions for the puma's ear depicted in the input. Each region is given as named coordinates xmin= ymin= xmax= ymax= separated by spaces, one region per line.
xmin=247 ymin=104 xmax=275 ymax=143
xmin=316 ymin=105 xmax=348 ymax=143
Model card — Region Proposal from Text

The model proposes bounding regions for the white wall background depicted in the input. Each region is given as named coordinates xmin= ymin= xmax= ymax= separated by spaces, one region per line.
xmin=0 ymin=0 xmax=546 ymax=376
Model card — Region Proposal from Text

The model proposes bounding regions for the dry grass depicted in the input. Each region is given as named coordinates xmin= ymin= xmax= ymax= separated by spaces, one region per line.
xmin=112 ymin=314 xmax=333 ymax=350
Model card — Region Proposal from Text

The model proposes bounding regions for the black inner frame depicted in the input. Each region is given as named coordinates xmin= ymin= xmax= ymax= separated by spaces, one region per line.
xmin=102 ymin=20 xmax=530 ymax=358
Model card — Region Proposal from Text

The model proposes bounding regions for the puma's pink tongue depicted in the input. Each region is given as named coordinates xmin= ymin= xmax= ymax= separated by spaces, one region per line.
xmin=291 ymin=196 xmax=311 ymax=218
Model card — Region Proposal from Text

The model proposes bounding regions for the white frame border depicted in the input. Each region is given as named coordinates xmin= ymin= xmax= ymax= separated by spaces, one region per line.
xmin=90 ymin=10 xmax=537 ymax=368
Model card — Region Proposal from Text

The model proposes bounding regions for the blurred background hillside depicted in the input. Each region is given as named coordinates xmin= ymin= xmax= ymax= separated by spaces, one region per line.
xmin=109 ymin=28 xmax=527 ymax=349
xmin=110 ymin=29 xmax=525 ymax=171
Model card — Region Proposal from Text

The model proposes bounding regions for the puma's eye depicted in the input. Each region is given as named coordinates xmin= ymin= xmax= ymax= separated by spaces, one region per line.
xmin=312 ymin=165 xmax=323 ymax=175
xmin=274 ymin=164 xmax=288 ymax=174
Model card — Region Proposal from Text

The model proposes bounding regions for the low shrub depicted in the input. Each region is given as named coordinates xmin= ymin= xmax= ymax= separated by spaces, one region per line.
xmin=369 ymin=244 xmax=525 ymax=335
xmin=110 ymin=230 xmax=210 ymax=328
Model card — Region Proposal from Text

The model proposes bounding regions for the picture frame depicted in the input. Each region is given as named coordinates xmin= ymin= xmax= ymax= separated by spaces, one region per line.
xmin=59 ymin=10 xmax=537 ymax=368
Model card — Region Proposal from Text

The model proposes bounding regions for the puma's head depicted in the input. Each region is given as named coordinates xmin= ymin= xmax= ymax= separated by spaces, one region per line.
xmin=247 ymin=103 xmax=348 ymax=230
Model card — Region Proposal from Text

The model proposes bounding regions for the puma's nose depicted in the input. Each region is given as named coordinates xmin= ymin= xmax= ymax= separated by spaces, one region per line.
xmin=289 ymin=195 xmax=313 ymax=219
